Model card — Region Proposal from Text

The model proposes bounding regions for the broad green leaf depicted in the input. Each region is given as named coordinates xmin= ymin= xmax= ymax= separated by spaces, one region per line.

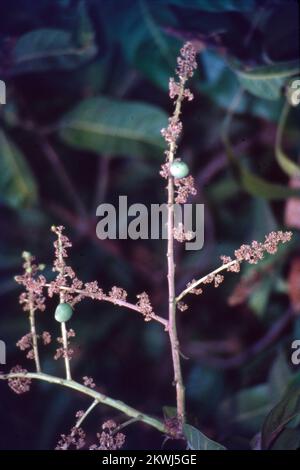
xmin=275 ymin=102 xmax=300 ymax=177
xmin=184 ymin=424 xmax=226 ymax=450
xmin=59 ymin=96 xmax=168 ymax=158
xmin=268 ymin=351 xmax=292 ymax=404
xmin=271 ymin=428 xmax=300 ymax=450
xmin=12 ymin=28 xmax=97 ymax=74
xmin=221 ymin=107 xmax=300 ymax=200
xmin=232 ymin=60 xmax=300 ymax=100
xmin=0 ymin=130 xmax=37 ymax=208
xmin=239 ymin=167 xmax=300 ymax=200
xmin=117 ymin=0 xmax=178 ymax=91
xmin=200 ymin=52 xmax=283 ymax=120
xmin=262 ymin=385 xmax=300 ymax=449
xmin=220 ymin=384 xmax=272 ymax=434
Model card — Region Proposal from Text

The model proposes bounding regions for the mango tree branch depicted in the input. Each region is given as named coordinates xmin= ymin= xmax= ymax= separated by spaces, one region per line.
xmin=176 ymin=260 xmax=237 ymax=303
xmin=44 ymin=283 xmax=168 ymax=329
xmin=0 ymin=372 xmax=166 ymax=434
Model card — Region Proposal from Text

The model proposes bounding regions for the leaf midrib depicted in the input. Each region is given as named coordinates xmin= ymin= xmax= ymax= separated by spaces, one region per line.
xmin=61 ymin=120 xmax=165 ymax=148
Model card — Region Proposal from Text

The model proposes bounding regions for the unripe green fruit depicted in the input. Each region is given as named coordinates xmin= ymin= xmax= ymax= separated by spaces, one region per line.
xmin=170 ymin=161 xmax=189 ymax=178
xmin=55 ymin=303 xmax=73 ymax=322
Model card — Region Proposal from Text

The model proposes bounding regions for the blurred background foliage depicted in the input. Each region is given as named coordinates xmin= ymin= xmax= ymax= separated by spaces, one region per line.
xmin=0 ymin=0 xmax=300 ymax=450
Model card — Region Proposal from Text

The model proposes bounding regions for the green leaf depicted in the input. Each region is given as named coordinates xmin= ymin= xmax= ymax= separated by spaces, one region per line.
xmin=271 ymin=428 xmax=300 ymax=450
xmin=232 ymin=60 xmax=300 ymax=100
xmin=0 ymin=130 xmax=37 ymax=208
xmin=59 ymin=96 xmax=168 ymax=158
xmin=222 ymin=117 xmax=300 ymax=200
xmin=12 ymin=28 xmax=97 ymax=74
xmin=262 ymin=385 xmax=300 ymax=449
xmin=220 ymin=384 xmax=272 ymax=434
xmin=275 ymin=102 xmax=300 ymax=177
xmin=239 ymin=164 xmax=300 ymax=200
xmin=116 ymin=0 xmax=178 ymax=91
xmin=268 ymin=351 xmax=292 ymax=404
xmin=183 ymin=424 xmax=226 ymax=450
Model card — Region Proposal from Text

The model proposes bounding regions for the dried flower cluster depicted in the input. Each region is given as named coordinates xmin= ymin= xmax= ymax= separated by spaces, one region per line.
xmin=54 ymin=329 xmax=75 ymax=360
xmin=56 ymin=414 xmax=125 ymax=451
xmin=226 ymin=231 xmax=292 ymax=268
xmin=83 ymin=376 xmax=96 ymax=389
xmin=56 ymin=426 xmax=86 ymax=450
xmin=183 ymin=231 xmax=292 ymax=300
xmin=15 ymin=252 xmax=46 ymax=314
xmin=176 ymin=42 xmax=197 ymax=81
xmin=8 ymin=366 xmax=31 ymax=394
xmin=17 ymin=331 xmax=51 ymax=360
xmin=136 ymin=292 xmax=153 ymax=321
xmin=161 ymin=43 xmax=197 ymax=150
xmin=173 ymin=222 xmax=195 ymax=242
xmin=174 ymin=176 xmax=197 ymax=204
xmin=89 ymin=420 xmax=125 ymax=451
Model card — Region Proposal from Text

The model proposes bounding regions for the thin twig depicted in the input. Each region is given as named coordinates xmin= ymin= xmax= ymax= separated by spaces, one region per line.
xmin=28 ymin=299 xmax=41 ymax=373
xmin=61 ymin=321 xmax=71 ymax=380
xmin=0 ymin=372 xmax=166 ymax=434
xmin=112 ymin=417 xmax=140 ymax=435
xmin=44 ymin=283 xmax=168 ymax=329
xmin=56 ymin=228 xmax=72 ymax=380
xmin=75 ymin=399 xmax=99 ymax=429
xmin=176 ymin=260 xmax=236 ymax=303
xmin=167 ymin=79 xmax=186 ymax=425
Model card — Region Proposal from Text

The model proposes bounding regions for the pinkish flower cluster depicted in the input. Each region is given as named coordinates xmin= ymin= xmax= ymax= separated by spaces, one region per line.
xmin=160 ymin=43 xmax=197 ymax=179
xmin=54 ymin=329 xmax=75 ymax=361
xmin=48 ymin=226 xmax=77 ymax=302
xmin=16 ymin=331 xmax=51 ymax=360
xmin=8 ymin=366 xmax=31 ymax=394
xmin=83 ymin=376 xmax=96 ymax=389
xmin=176 ymin=42 xmax=197 ymax=81
xmin=220 ymin=256 xmax=241 ymax=273
xmin=174 ymin=176 xmax=197 ymax=204
xmin=223 ymin=231 xmax=293 ymax=268
xmin=161 ymin=116 xmax=183 ymax=145
xmin=136 ymin=292 xmax=153 ymax=321
xmin=108 ymin=286 xmax=128 ymax=303
xmin=52 ymin=225 xmax=74 ymax=278
xmin=56 ymin=426 xmax=86 ymax=450
xmin=187 ymin=279 xmax=203 ymax=295
xmin=185 ymin=231 xmax=292 ymax=301
xmin=15 ymin=252 xmax=46 ymax=314
xmin=89 ymin=420 xmax=125 ymax=451
xmin=75 ymin=410 xmax=84 ymax=419
xmin=169 ymin=78 xmax=193 ymax=101
xmin=177 ymin=301 xmax=189 ymax=312
xmin=160 ymin=162 xmax=170 ymax=179
xmin=173 ymin=223 xmax=195 ymax=242
xmin=202 ymin=273 xmax=224 ymax=288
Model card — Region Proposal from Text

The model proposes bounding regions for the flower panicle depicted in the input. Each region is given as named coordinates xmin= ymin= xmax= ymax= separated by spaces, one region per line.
xmin=184 ymin=231 xmax=293 ymax=299
xmin=15 ymin=251 xmax=46 ymax=314
xmin=160 ymin=42 xmax=197 ymax=169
